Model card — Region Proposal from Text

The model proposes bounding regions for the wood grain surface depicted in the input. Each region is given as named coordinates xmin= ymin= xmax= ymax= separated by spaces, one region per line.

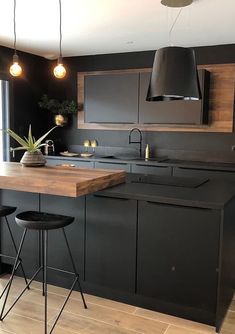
xmin=77 ymin=64 xmax=235 ymax=133
xmin=0 ymin=162 xmax=126 ymax=197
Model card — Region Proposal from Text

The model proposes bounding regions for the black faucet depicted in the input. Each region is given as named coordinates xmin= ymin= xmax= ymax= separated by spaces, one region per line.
xmin=129 ymin=128 xmax=143 ymax=158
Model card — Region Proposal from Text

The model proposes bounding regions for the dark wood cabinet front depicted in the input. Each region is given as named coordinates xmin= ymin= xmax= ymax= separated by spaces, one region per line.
xmin=137 ymin=201 xmax=220 ymax=317
xmin=139 ymin=70 xmax=210 ymax=124
xmin=85 ymin=73 xmax=139 ymax=123
xmin=85 ymin=195 xmax=137 ymax=293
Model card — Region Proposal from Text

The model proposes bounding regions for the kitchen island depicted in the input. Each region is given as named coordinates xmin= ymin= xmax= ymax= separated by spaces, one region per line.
xmin=0 ymin=164 xmax=235 ymax=333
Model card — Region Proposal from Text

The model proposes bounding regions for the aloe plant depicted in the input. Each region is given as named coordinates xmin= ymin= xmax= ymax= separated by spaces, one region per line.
xmin=5 ymin=125 xmax=57 ymax=153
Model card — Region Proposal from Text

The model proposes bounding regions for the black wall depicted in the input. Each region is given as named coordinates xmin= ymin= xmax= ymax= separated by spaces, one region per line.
xmin=46 ymin=44 xmax=235 ymax=163
xmin=0 ymin=45 xmax=49 ymax=139
xmin=1 ymin=44 xmax=235 ymax=162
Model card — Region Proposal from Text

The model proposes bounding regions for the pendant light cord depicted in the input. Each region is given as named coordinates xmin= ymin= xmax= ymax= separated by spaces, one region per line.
xmin=13 ymin=0 xmax=17 ymax=55
xmin=169 ymin=7 xmax=182 ymax=46
xmin=59 ymin=0 xmax=62 ymax=58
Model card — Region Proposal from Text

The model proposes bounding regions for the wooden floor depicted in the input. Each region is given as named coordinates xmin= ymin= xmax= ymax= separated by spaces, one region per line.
xmin=0 ymin=276 xmax=233 ymax=334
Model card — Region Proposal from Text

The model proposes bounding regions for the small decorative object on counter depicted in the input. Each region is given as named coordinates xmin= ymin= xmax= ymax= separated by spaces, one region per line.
xmin=145 ymin=144 xmax=150 ymax=160
xmin=3 ymin=125 xmax=57 ymax=167
xmin=80 ymin=140 xmax=93 ymax=157
xmin=91 ymin=139 xmax=98 ymax=153
xmin=38 ymin=94 xmax=78 ymax=127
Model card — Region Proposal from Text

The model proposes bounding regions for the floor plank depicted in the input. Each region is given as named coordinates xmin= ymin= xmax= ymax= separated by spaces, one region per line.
xmin=0 ymin=276 xmax=234 ymax=334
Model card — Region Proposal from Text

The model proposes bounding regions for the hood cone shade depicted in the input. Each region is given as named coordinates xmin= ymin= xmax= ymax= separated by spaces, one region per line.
xmin=161 ymin=0 xmax=193 ymax=7
xmin=146 ymin=46 xmax=201 ymax=101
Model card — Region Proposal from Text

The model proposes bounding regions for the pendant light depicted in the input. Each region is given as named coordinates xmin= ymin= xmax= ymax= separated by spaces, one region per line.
xmin=9 ymin=0 xmax=22 ymax=77
xmin=53 ymin=0 xmax=66 ymax=79
xmin=146 ymin=0 xmax=201 ymax=101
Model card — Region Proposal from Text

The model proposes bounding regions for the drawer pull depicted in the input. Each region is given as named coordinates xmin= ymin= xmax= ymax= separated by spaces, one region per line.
xmin=97 ymin=162 xmax=128 ymax=166
xmin=93 ymin=194 xmax=129 ymax=201
xmin=57 ymin=164 xmax=76 ymax=167
xmin=135 ymin=164 xmax=168 ymax=168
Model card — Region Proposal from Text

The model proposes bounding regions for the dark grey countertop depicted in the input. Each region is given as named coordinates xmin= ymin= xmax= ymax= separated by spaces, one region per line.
xmin=95 ymin=174 xmax=235 ymax=210
xmin=45 ymin=154 xmax=235 ymax=172
xmin=45 ymin=156 xmax=235 ymax=208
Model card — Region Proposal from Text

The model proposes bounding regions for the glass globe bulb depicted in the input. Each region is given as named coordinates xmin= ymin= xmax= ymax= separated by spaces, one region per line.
xmin=9 ymin=61 xmax=22 ymax=77
xmin=53 ymin=63 xmax=66 ymax=79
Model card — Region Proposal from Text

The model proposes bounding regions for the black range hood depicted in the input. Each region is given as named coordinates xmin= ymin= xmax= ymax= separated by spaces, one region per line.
xmin=146 ymin=46 xmax=201 ymax=102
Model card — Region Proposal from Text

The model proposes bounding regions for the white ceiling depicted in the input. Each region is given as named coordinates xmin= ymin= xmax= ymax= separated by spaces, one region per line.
xmin=0 ymin=0 xmax=234 ymax=59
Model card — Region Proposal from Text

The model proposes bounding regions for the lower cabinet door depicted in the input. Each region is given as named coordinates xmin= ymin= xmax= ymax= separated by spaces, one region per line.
xmin=94 ymin=161 xmax=131 ymax=172
xmin=137 ymin=201 xmax=220 ymax=314
xmin=85 ymin=195 xmax=137 ymax=293
xmin=173 ymin=166 xmax=235 ymax=181
xmin=40 ymin=195 xmax=85 ymax=288
xmin=0 ymin=190 xmax=39 ymax=277
xmin=131 ymin=164 xmax=172 ymax=175
xmin=46 ymin=158 xmax=94 ymax=168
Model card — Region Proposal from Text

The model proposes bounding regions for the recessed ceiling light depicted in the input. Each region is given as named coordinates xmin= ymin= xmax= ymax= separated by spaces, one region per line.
xmin=161 ymin=0 xmax=193 ymax=7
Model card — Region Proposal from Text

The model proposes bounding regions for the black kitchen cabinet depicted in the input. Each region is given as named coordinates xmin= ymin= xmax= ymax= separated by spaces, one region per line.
xmin=131 ymin=164 xmax=172 ymax=175
xmin=173 ymin=166 xmax=235 ymax=181
xmin=85 ymin=73 xmax=139 ymax=123
xmin=0 ymin=190 xmax=39 ymax=277
xmin=137 ymin=200 xmax=220 ymax=322
xmin=85 ymin=194 xmax=137 ymax=293
xmin=139 ymin=70 xmax=210 ymax=124
xmin=46 ymin=158 xmax=94 ymax=168
xmin=40 ymin=194 xmax=85 ymax=288
xmin=94 ymin=161 xmax=131 ymax=172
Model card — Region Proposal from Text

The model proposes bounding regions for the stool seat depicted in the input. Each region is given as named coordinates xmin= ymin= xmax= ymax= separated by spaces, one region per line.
xmin=0 ymin=206 xmax=16 ymax=218
xmin=15 ymin=211 xmax=74 ymax=230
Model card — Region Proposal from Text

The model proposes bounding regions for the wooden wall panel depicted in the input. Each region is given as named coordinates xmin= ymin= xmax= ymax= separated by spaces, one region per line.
xmin=77 ymin=64 xmax=235 ymax=133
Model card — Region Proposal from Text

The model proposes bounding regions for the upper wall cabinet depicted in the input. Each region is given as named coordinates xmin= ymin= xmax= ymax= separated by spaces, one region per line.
xmin=139 ymin=70 xmax=210 ymax=124
xmin=85 ymin=73 xmax=139 ymax=123
xmin=78 ymin=64 xmax=235 ymax=132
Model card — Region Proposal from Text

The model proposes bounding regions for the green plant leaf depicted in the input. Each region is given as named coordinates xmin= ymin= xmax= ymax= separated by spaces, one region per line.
xmin=34 ymin=126 xmax=57 ymax=148
xmin=6 ymin=129 xmax=29 ymax=147
xmin=11 ymin=146 xmax=29 ymax=151
xmin=28 ymin=125 xmax=34 ymax=148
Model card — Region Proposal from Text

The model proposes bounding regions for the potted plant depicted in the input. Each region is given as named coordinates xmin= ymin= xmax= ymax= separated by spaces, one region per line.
xmin=38 ymin=94 xmax=78 ymax=126
xmin=5 ymin=125 xmax=57 ymax=167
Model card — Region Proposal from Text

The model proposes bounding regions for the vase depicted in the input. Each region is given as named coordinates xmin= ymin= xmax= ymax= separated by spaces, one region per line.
xmin=54 ymin=114 xmax=68 ymax=126
xmin=20 ymin=150 xmax=46 ymax=167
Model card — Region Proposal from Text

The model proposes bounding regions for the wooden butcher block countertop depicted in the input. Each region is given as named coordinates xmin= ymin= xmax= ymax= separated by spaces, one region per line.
xmin=0 ymin=162 xmax=126 ymax=197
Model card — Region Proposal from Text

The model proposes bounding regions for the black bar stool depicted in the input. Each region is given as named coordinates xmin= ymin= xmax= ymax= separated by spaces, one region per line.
xmin=0 ymin=206 xmax=28 ymax=298
xmin=0 ymin=211 xmax=87 ymax=334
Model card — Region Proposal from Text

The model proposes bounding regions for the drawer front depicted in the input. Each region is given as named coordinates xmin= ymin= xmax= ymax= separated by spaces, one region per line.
xmin=46 ymin=158 xmax=94 ymax=168
xmin=94 ymin=161 xmax=131 ymax=172
xmin=173 ymin=167 xmax=235 ymax=181
xmin=131 ymin=164 xmax=172 ymax=176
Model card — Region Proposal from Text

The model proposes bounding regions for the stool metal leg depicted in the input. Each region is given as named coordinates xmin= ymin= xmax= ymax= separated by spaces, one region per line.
xmin=62 ymin=228 xmax=87 ymax=309
xmin=0 ymin=228 xmax=27 ymax=321
xmin=39 ymin=230 xmax=45 ymax=296
xmin=5 ymin=216 xmax=29 ymax=289
xmin=49 ymin=229 xmax=87 ymax=333
xmin=43 ymin=230 xmax=48 ymax=334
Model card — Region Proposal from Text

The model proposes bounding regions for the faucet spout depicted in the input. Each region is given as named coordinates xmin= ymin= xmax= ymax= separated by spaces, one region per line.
xmin=128 ymin=128 xmax=143 ymax=158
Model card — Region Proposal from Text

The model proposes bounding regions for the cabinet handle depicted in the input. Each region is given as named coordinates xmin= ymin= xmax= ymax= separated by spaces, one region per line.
xmin=97 ymin=161 xmax=128 ymax=166
xmin=93 ymin=194 xmax=130 ymax=201
xmin=56 ymin=164 xmax=76 ymax=167
xmin=176 ymin=166 xmax=232 ymax=173
xmin=135 ymin=164 xmax=169 ymax=168
xmin=146 ymin=200 xmax=212 ymax=210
